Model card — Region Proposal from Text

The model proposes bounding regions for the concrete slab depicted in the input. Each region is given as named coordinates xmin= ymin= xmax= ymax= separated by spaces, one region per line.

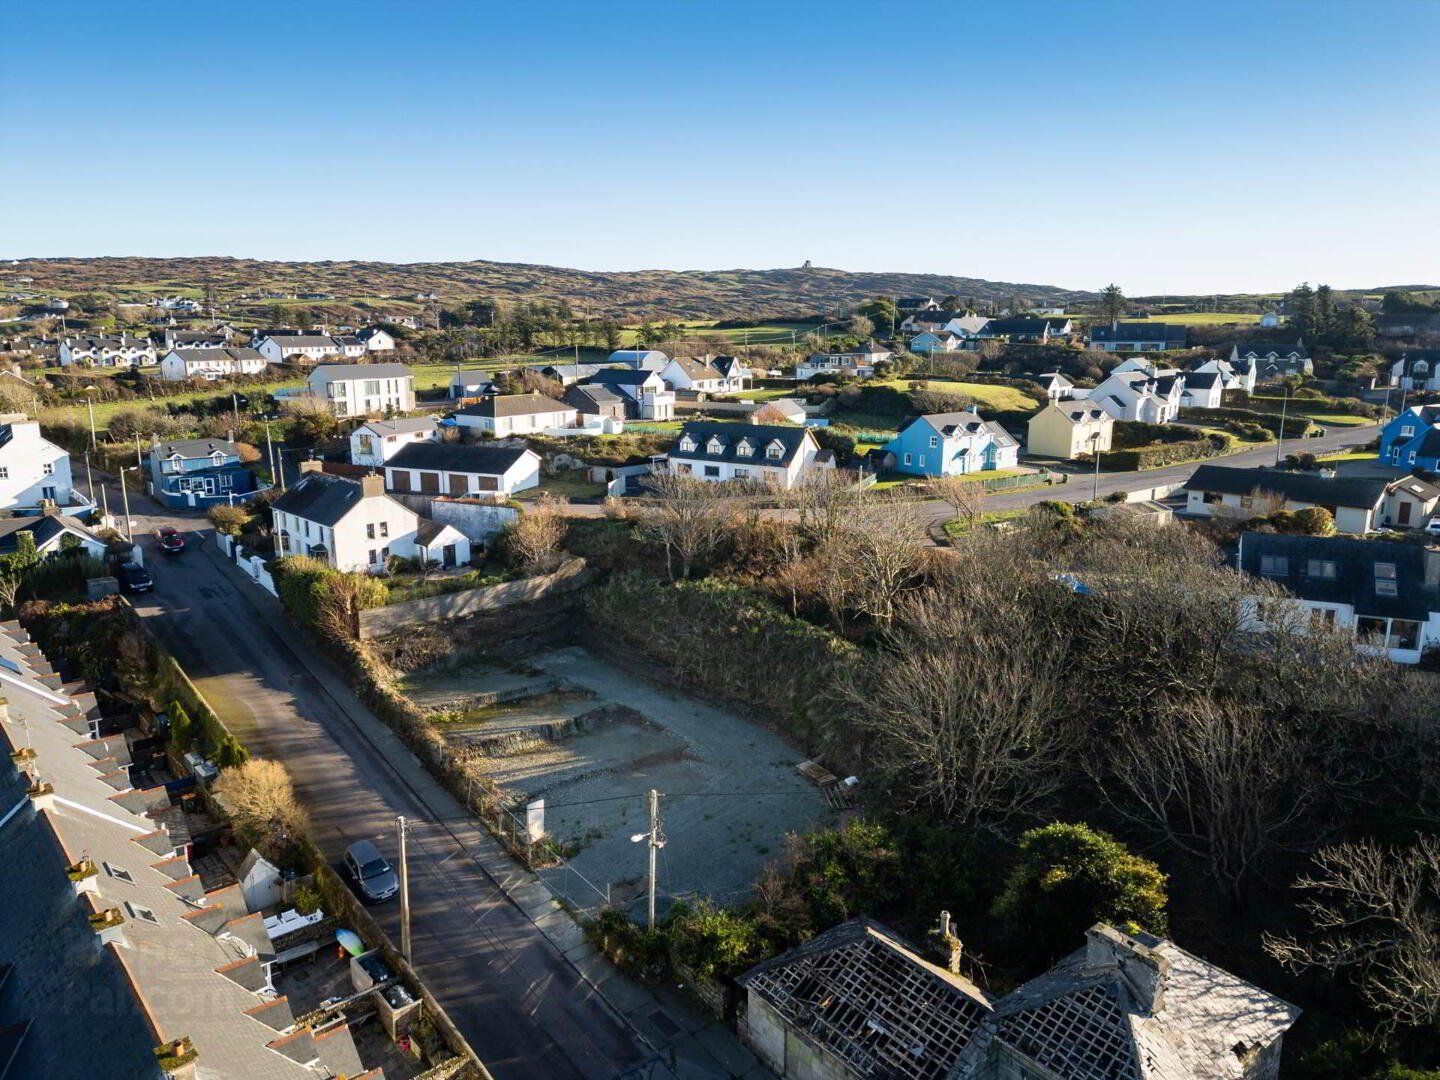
xmin=601 ymin=974 xmax=663 ymax=1016
xmin=571 ymin=946 xmax=621 ymax=989
xmin=535 ymin=911 xmax=589 ymax=954
xmin=667 ymin=1033 xmax=734 ymax=1080
xmin=693 ymin=1024 xmax=760 ymax=1077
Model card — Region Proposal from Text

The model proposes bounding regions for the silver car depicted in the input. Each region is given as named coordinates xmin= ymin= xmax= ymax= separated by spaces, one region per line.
xmin=343 ymin=839 xmax=398 ymax=903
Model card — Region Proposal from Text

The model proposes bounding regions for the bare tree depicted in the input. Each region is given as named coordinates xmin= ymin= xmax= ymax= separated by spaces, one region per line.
xmin=752 ymin=403 xmax=792 ymax=425
xmin=927 ymin=474 xmax=985 ymax=530
xmin=788 ymin=470 xmax=859 ymax=545
xmin=841 ymin=494 xmax=930 ymax=625
xmin=1265 ymin=837 xmax=1440 ymax=1032
xmin=0 ymin=575 xmax=20 ymax=615
xmin=507 ymin=494 xmax=568 ymax=572
xmin=213 ymin=758 xmax=309 ymax=852
xmin=635 ymin=472 xmax=734 ymax=580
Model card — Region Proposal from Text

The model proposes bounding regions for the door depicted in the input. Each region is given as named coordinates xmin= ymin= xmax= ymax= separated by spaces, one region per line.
xmin=1399 ymin=501 xmax=1412 ymax=525
xmin=442 ymin=544 xmax=456 ymax=568
xmin=420 ymin=471 xmax=440 ymax=494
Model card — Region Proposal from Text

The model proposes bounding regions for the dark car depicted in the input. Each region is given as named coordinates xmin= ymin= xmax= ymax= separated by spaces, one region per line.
xmin=116 ymin=561 xmax=153 ymax=593
xmin=156 ymin=527 xmax=185 ymax=554
xmin=343 ymin=839 xmax=398 ymax=903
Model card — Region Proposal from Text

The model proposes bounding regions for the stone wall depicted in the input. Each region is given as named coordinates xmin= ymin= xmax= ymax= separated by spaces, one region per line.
xmin=358 ymin=558 xmax=590 ymax=639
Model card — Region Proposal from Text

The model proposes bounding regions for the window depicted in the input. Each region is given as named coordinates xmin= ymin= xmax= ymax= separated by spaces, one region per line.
xmin=903 ymin=453 xmax=913 ymax=466
xmin=0 ymin=467 xmax=7 ymax=479
xmin=734 ymin=468 xmax=749 ymax=478
xmin=1259 ymin=555 xmax=1289 ymax=576
xmin=364 ymin=380 xmax=381 ymax=395
xmin=1375 ymin=562 xmax=1397 ymax=579
xmin=368 ymin=549 xmax=377 ymax=565
xmin=767 ymin=443 xmax=783 ymax=460
xmin=1376 ymin=579 xmax=1398 ymax=596
xmin=0 ymin=656 xmax=23 ymax=675
xmin=125 ymin=901 xmax=159 ymax=925
xmin=366 ymin=523 xmax=376 ymax=540
xmin=704 ymin=465 xmax=720 ymax=477
xmin=918 ymin=455 xmax=926 ymax=468
xmin=379 ymin=522 xmax=389 ymax=538
xmin=736 ymin=441 xmax=752 ymax=457
xmin=679 ymin=437 xmax=695 ymax=453
xmin=1202 ymin=491 xmax=1222 ymax=505
xmin=929 ymin=436 xmax=938 ymax=448
xmin=1306 ymin=559 xmax=1337 ymax=579
xmin=1310 ymin=608 xmax=1336 ymax=630
xmin=1400 ymin=425 xmax=1415 ymax=437
xmin=42 ymin=463 xmax=53 ymax=475
xmin=1389 ymin=619 xmax=1421 ymax=650
xmin=1357 ymin=616 xmax=1387 ymax=642
xmin=104 ymin=862 xmax=134 ymax=883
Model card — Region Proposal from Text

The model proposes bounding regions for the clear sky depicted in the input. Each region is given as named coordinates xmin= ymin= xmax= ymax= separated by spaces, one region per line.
xmin=5 ymin=0 xmax=1438 ymax=295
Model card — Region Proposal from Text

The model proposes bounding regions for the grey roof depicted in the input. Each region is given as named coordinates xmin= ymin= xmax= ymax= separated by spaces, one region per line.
xmin=356 ymin=325 xmax=392 ymax=339
xmin=741 ymin=918 xmax=992 ymax=1080
xmin=311 ymin=362 xmax=413 ymax=380
xmin=1231 ymin=341 xmax=1310 ymax=360
xmin=450 ymin=369 xmax=494 ymax=384
xmin=153 ymin=437 xmax=239 ymax=460
xmin=1049 ymin=403 xmax=1110 ymax=424
xmin=1090 ymin=322 xmax=1189 ymax=346
xmin=271 ymin=471 xmax=369 ymax=526
xmin=1036 ymin=372 xmax=1073 ymax=388
xmin=0 ymin=514 xmax=105 ymax=554
xmin=712 ymin=355 xmax=747 ymax=377
xmin=168 ymin=331 xmax=228 ymax=345
xmin=904 ymin=411 xmax=1018 ymax=448
xmin=168 ymin=347 xmax=265 ymax=365
xmin=1238 ymin=531 xmax=1440 ymax=623
xmin=258 ymin=333 xmax=341 ymax=348
xmin=456 ymin=392 xmax=573 ymax=418
xmin=565 ymin=384 xmax=623 ymax=412
xmin=668 ymin=356 xmax=725 ymax=381
xmin=354 ymin=415 xmax=437 ymax=437
xmin=1182 ymin=371 xmax=1220 ymax=389
xmin=671 ymin=421 xmax=813 ymax=467
xmin=583 ymin=367 xmax=659 ymax=387
xmin=979 ymin=318 xmax=1070 ymax=337
xmin=387 ymin=441 xmax=531 ymax=476
xmin=537 ymin=363 xmax=602 ymax=380
xmin=1183 ymin=465 xmax=1389 ymax=509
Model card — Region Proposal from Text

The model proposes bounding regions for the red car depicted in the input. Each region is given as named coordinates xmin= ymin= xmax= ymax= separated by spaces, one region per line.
xmin=156 ymin=527 xmax=185 ymax=554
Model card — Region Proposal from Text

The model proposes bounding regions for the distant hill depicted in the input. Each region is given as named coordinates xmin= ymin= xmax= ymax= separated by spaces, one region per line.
xmin=0 ymin=256 xmax=1095 ymax=321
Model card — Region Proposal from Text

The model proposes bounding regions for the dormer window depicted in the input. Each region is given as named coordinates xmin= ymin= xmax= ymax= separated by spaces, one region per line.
xmin=736 ymin=440 xmax=753 ymax=457
xmin=679 ymin=436 xmax=696 ymax=453
xmin=707 ymin=437 xmax=726 ymax=455
xmin=766 ymin=441 xmax=784 ymax=460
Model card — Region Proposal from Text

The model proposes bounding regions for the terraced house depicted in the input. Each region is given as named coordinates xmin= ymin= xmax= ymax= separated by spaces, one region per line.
xmin=57 ymin=332 xmax=157 ymax=368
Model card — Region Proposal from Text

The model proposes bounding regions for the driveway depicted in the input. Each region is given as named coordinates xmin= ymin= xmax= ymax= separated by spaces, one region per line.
xmin=114 ymin=488 xmax=651 ymax=1080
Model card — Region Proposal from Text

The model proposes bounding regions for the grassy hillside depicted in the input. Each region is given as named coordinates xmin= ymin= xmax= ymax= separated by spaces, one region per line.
xmin=0 ymin=256 xmax=1095 ymax=322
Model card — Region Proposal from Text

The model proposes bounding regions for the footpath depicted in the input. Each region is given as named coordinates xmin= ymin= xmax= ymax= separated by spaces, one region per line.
xmin=200 ymin=537 xmax=773 ymax=1080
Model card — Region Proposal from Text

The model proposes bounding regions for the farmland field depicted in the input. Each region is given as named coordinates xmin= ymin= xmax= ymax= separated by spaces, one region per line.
xmin=872 ymin=379 xmax=1039 ymax=411
xmin=1137 ymin=312 xmax=1265 ymax=325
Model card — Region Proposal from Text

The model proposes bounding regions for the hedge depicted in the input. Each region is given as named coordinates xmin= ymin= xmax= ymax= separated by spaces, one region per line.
xmin=1098 ymin=435 xmax=1229 ymax=471
xmin=1111 ymin=421 xmax=1208 ymax=450
xmin=1179 ymin=406 xmax=1312 ymax=438
xmin=1226 ymin=389 xmax=1380 ymax=418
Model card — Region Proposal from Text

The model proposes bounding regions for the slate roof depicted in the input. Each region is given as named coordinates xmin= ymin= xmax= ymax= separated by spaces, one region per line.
xmin=538 ymin=363 xmax=601 ymax=380
xmin=904 ymin=411 xmax=1018 ymax=448
xmin=670 ymin=421 xmax=813 ymax=467
xmin=583 ymin=367 xmax=660 ymax=387
xmin=311 ymin=362 xmax=413 ymax=380
xmin=1231 ymin=341 xmax=1310 ymax=360
xmin=565 ymin=384 xmax=624 ymax=412
xmin=456 ymin=391 xmax=573 ymax=418
xmin=258 ymin=333 xmax=341 ymax=349
xmin=1183 ymin=465 xmax=1389 ymax=509
xmin=1238 ymin=531 xmax=1440 ymax=622
xmin=450 ymin=369 xmax=496 ymax=387
xmin=152 ymin=437 xmax=239 ymax=460
xmin=386 ymin=441 xmax=531 ymax=476
xmin=712 ymin=355 xmax=747 ymax=377
xmin=168 ymin=331 xmax=228 ymax=345
xmin=607 ymin=349 xmax=670 ymax=366
xmin=979 ymin=318 xmax=1070 ymax=337
xmin=354 ymin=415 xmax=437 ymax=437
xmin=0 ymin=514 xmax=105 ymax=554
xmin=1051 ymin=403 xmax=1110 ymax=424
xmin=668 ymin=356 xmax=725 ymax=381
xmin=1036 ymin=372 xmax=1074 ymax=389
xmin=271 ymin=471 xmax=369 ymax=526
xmin=167 ymin=347 xmax=265 ymax=366
xmin=1407 ymin=428 xmax=1440 ymax=459
xmin=1182 ymin=371 xmax=1220 ymax=389
xmin=1090 ymin=322 xmax=1189 ymax=346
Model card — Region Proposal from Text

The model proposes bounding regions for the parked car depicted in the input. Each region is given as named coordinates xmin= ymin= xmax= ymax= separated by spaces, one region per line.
xmin=155 ymin=527 xmax=185 ymax=554
xmin=343 ymin=840 xmax=398 ymax=903
xmin=116 ymin=561 xmax=153 ymax=593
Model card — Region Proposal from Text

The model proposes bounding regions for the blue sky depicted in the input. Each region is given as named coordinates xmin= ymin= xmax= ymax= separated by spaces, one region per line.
xmin=5 ymin=0 xmax=1438 ymax=294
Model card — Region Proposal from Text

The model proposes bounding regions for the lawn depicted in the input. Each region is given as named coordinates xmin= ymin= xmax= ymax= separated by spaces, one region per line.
xmin=1134 ymin=312 xmax=1265 ymax=325
xmin=871 ymin=379 xmax=1039 ymax=411
xmin=942 ymin=509 xmax=1031 ymax=537
xmin=1289 ymin=413 xmax=1375 ymax=428
xmin=514 ymin=469 xmax=607 ymax=501
xmin=618 ymin=321 xmax=823 ymax=347
xmin=1317 ymin=449 xmax=1379 ymax=463
xmin=732 ymin=387 xmax=799 ymax=402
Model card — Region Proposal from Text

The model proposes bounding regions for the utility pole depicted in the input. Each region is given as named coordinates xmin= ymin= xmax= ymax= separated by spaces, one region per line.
xmin=397 ymin=816 xmax=411 ymax=963
xmin=1274 ymin=387 xmax=1290 ymax=466
xmin=643 ymin=790 xmax=665 ymax=929
xmin=85 ymin=395 xmax=97 ymax=451
xmin=119 ymin=469 xmax=133 ymax=541
xmin=264 ymin=421 xmax=277 ymax=488
xmin=84 ymin=451 xmax=94 ymax=505
xmin=134 ymin=433 xmax=143 ymax=470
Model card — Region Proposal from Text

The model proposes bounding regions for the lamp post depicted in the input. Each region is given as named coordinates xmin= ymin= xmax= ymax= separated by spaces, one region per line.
xmin=629 ymin=790 xmax=665 ymax=930
xmin=1090 ymin=430 xmax=1103 ymax=501
xmin=118 ymin=466 xmax=137 ymax=542
xmin=82 ymin=385 xmax=99 ymax=451
xmin=1274 ymin=385 xmax=1291 ymax=466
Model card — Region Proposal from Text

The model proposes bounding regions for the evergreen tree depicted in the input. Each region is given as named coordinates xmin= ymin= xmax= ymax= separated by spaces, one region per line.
xmin=1099 ymin=283 xmax=1126 ymax=325
xmin=1287 ymin=283 xmax=1317 ymax=340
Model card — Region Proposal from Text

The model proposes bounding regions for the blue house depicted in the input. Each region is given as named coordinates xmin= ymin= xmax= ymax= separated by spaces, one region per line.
xmin=147 ymin=436 xmax=262 ymax=509
xmin=1379 ymin=405 xmax=1440 ymax=471
xmin=881 ymin=411 xmax=1020 ymax=477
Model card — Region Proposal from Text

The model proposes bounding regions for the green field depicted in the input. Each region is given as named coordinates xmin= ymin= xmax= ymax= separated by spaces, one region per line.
xmin=873 ymin=379 xmax=1039 ymax=411
xmin=619 ymin=321 xmax=823 ymax=348
xmin=1136 ymin=312 xmax=1265 ymax=325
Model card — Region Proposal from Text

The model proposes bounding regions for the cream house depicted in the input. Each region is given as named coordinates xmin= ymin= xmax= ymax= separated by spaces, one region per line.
xmin=1026 ymin=401 xmax=1114 ymax=460
xmin=453 ymin=392 xmax=577 ymax=436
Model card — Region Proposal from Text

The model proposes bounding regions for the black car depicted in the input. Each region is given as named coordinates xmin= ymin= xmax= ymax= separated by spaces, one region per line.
xmin=116 ymin=562 xmax=153 ymax=593
xmin=156 ymin=527 xmax=185 ymax=554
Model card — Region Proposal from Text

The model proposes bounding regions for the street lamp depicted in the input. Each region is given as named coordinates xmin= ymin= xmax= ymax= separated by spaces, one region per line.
xmin=1089 ymin=430 xmax=1103 ymax=501
xmin=82 ymin=385 xmax=99 ymax=451
xmin=1274 ymin=384 xmax=1292 ymax=467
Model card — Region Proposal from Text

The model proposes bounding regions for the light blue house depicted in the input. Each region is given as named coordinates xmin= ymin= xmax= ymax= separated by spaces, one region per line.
xmin=1379 ymin=405 xmax=1440 ymax=471
xmin=147 ymin=436 xmax=264 ymax=509
xmin=881 ymin=411 xmax=1020 ymax=477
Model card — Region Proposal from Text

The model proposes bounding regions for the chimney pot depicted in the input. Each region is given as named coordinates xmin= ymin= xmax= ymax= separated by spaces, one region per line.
xmin=360 ymin=472 xmax=385 ymax=498
xmin=1086 ymin=924 xmax=1169 ymax=1014
xmin=297 ymin=459 xmax=323 ymax=475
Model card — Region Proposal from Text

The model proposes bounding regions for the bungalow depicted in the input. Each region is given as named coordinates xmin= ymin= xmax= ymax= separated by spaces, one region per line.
xmin=147 ymin=435 xmax=260 ymax=510
xmin=581 ymin=367 xmax=676 ymax=419
xmin=252 ymin=332 xmax=348 ymax=364
xmin=58 ymin=333 xmax=157 ymax=368
xmin=1179 ymin=370 xmax=1224 ymax=408
xmin=0 ymin=419 xmax=80 ymax=514
xmin=909 ymin=330 xmax=966 ymax=355
xmin=1231 ymin=342 xmax=1313 ymax=379
xmin=1033 ymin=372 xmax=1074 ymax=400
xmin=356 ymin=325 xmax=396 ymax=351
xmin=607 ymin=348 xmax=671 ymax=372
xmin=1182 ymin=465 xmax=1389 ymax=533
xmin=660 ymin=355 xmax=728 ymax=394
xmin=1191 ymin=356 xmax=1257 ymax=393
xmin=449 ymin=369 xmax=498 ymax=400
xmin=157 ymin=347 xmax=268 ymax=381
xmin=977 ymin=317 xmax=1073 ymax=343
xmin=1380 ymin=474 xmax=1440 ymax=529
xmin=796 ymin=342 xmax=893 ymax=381
xmin=901 ymin=313 xmax=991 ymax=339
xmin=563 ymin=382 xmax=628 ymax=422
xmin=1379 ymin=404 xmax=1440 ymax=470
xmin=1082 ymin=369 xmax=1183 ymax=423
xmin=272 ymin=467 xmax=471 ymax=572
xmin=349 ymin=415 xmax=440 ymax=466
xmin=748 ymin=397 xmax=808 ymax=424
xmin=1238 ymin=531 xmax=1440 ymax=664
xmin=665 ymin=421 xmax=832 ymax=489
xmin=0 ymin=512 xmax=109 ymax=560
xmin=1088 ymin=322 xmax=1188 ymax=352
xmin=307 ymin=362 xmax=415 ymax=418
xmin=384 ymin=441 xmax=541 ymax=497
xmin=883 ymin=410 xmax=1019 ymax=477
xmin=1026 ymin=401 xmax=1113 ymax=460
xmin=537 ymin=363 xmax=602 ymax=386
xmin=452 ymin=392 xmax=577 ymax=436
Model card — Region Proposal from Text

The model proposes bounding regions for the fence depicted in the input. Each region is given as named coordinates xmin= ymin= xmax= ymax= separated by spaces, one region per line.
xmin=217 ymin=534 xmax=277 ymax=595
xmin=975 ymin=469 xmax=1065 ymax=493
xmin=357 ymin=558 xmax=590 ymax=638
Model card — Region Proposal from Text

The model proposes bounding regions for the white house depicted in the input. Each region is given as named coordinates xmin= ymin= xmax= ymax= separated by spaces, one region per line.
xmin=796 ymin=342 xmax=893 ymax=380
xmin=581 ymin=368 xmax=676 ymax=419
xmin=158 ymin=347 xmax=269 ymax=382
xmin=253 ymin=333 xmax=348 ymax=364
xmin=1182 ymin=465 xmax=1390 ymax=534
xmin=1082 ymin=370 xmax=1184 ymax=423
xmin=271 ymin=466 xmax=471 ymax=572
xmin=330 ymin=335 xmax=369 ymax=359
xmin=384 ymin=442 xmax=541 ymax=497
xmin=711 ymin=355 xmax=751 ymax=392
xmin=453 ymin=392 xmax=577 ymax=436
xmin=306 ymin=363 xmax=415 ymax=418
xmin=1231 ymin=342 xmax=1313 ymax=379
xmin=0 ymin=513 xmax=108 ymax=561
xmin=1191 ymin=357 xmax=1257 ymax=393
xmin=58 ymin=334 xmax=156 ymax=368
xmin=449 ymin=369 xmax=498 ymax=399
xmin=1033 ymin=372 xmax=1074 ymax=400
xmin=1238 ymin=531 xmax=1440 ymax=664
xmin=660 ymin=355 xmax=728 ymax=393
xmin=665 ymin=421 xmax=833 ymax=490
xmin=1178 ymin=370 xmax=1224 ymax=408
xmin=607 ymin=349 xmax=671 ymax=372
xmin=356 ymin=326 xmax=396 ymax=351
xmin=163 ymin=329 xmax=229 ymax=350
xmin=350 ymin=416 xmax=441 ymax=467
xmin=0 ymin=419 xmax=79 ymax=513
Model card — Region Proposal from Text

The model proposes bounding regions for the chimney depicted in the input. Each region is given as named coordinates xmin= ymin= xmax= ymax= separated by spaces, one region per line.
xmin=931 ymin=910 xmax=964 ymax=975
xmin=1086 ymin=924 xmax=1169 ymax=1014
xmin=297 ymin=459 xmax=323 ymax=475
xmin=360 ymin=472 xmax=384 ymax=498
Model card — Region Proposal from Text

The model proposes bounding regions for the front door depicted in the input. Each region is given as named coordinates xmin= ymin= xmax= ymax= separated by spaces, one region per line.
xmin=1399 ymin=502 xmax=1412 ymax=525
xmin=442 ymin=544 xmax=456 ymax=567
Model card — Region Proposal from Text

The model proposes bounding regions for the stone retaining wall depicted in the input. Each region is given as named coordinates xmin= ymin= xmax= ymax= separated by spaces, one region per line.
xmin=358 ymin=558 xmax=589 ymax=639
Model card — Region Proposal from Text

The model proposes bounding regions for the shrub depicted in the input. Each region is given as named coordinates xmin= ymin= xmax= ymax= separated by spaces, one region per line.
xmin=169 ymin=701 xmax=193 ymax=753
xmin=667 ymin=900 xmax=765 ymax=979
xmin=811 ymin=426 xmax=856 ymax=463
xmin=207 ymin=504 xmax=250 ymax=537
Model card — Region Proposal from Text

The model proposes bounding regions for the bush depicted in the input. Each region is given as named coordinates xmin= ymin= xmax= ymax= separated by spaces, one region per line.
xmin=1180 ymin=405 xmax=1312 ymax=438
xmin=667 ymin=900 xmax=765 ymax=979
xmin=207 ymin=504 xmax=250 ymax=537
xmin=811 ymin=426 xmax=856 ymax=463
xmin=1098 ymin=435 xmax=1227 ymax=471
xmin=271 ymin=556 xmax=385 ymax=641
